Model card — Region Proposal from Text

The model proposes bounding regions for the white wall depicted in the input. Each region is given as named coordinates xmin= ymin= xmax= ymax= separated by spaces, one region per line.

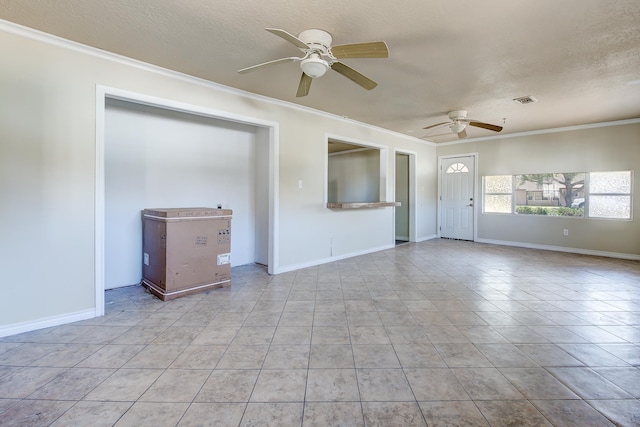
xmin=0 ymin=21 xmax=437 ymax=336
xmin=104 ymin=99 xmax=262 ymax=289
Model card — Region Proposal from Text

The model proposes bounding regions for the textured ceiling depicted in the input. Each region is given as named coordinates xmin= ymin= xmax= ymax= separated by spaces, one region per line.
xmin=1 ymin=0 xmax=639 ymax=142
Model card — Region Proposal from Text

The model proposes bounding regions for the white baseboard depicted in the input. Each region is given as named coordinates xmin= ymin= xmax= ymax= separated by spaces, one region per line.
xmin=0 ymin=309 xmax=97 ymax=338
xmin=475 ymin=238 xmax=640 ymax=261
xmin=273 ymin=237 xmax=441 ymax=274
xmin=276 ymin=243 xmax=396 ymax=274
xmin=416 ymin=234 xmax=439 ymax=243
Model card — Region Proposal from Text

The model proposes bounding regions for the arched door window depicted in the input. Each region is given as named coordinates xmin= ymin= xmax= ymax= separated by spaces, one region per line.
xmin=446 ymin=162 xmax=469 ymax=174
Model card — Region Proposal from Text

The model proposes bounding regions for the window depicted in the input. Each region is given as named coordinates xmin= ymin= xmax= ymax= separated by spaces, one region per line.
xmin=514 ymin=173 xmax=585 ymax=217
xmin=588 ymin=171 xmax=632 ymax=219
xmin=446 ymin=162 xmax=469 ymax=174
xmin=483 ymin=171 xmax=632 ymax=219
xmin=483 ymin=175 xmax=513 ymax=213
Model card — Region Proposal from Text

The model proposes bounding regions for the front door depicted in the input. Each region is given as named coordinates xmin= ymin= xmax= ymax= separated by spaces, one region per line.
xmin=440 ymin=155 xmax=475 ymax=240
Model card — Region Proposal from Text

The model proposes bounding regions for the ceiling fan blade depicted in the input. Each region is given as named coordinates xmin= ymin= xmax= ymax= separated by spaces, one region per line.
xmin=457 ymin=128 xmax=468 ymax=139
xmin=296 ymin=73 xmax=312 ymax=97
xmin=331 ymin=41 xmax=389 ymax=59
xmin=419 ymin=131 xmax=450 ymax=138
xmin=423 ymin=121 xmax=450 ymax=130
xmin=237 ymin=57 xmax=301 ymax=74
xmin=469 ymin=121 xmax=503 ymax=132
xmin=265 ymin=28 xmax=309 ymax=50
xmin=330 ymin=62 xmax=377 ymax=90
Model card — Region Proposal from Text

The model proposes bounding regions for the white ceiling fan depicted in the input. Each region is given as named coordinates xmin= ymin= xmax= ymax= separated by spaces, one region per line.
xmin=238 ymin=28 xmax=389 ymax=97
xmin=423 ymin=110 xmax=503 ymax=139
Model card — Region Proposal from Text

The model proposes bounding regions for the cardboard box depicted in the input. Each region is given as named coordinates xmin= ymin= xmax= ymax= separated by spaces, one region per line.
xmin=141 ymin=208 xmax=232 ymax=301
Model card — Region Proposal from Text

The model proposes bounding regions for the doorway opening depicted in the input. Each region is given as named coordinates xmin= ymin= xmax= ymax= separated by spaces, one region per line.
xmin=395 ymin=153 xmax=409 ymax=245
xmin=394 ymin=149 xmax=417 ymax=245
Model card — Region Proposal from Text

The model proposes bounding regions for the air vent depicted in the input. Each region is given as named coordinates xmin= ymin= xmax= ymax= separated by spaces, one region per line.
xmin=513 ymin=95 xmax=538 ymax=104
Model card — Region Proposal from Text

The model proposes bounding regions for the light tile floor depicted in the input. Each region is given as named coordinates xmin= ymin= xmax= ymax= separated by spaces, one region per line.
xmin=1 ymin=239 xmax=639 ymax=426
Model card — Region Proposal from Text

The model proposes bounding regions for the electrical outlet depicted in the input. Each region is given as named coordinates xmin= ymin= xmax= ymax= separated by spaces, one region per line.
xmin=563 ymin=229 xmax=569 ymax=236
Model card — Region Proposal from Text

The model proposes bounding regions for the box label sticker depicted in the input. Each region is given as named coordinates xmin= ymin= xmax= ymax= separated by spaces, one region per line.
xmin=217 ymin=253 xmax=231 ymax=265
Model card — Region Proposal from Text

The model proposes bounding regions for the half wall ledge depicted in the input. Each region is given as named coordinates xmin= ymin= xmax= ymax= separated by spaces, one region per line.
xmin=327 ymin=202 xmax=401 ymax=209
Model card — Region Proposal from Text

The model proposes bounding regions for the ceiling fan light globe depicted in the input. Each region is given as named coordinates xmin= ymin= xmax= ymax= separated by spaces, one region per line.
xmin=300 ymin=55 xmax=329 ymax=78
xmin=450 ymin=122 xmax=466 ymax=133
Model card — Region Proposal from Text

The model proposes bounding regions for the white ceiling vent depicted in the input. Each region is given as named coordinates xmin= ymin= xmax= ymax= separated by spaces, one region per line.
xmin=513 ymin=95 xmax=538 ymax=104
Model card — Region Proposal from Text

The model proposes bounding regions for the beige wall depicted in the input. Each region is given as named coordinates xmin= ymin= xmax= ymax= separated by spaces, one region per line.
xmin=436 ymin=123 xmax=640 ymax=256
xmin=0 ymin=23 xmax=437 ymax=334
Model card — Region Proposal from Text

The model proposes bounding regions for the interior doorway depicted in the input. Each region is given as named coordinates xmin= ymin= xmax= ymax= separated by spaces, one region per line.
xmin=395 ymin=153 xmax=410 ymax=244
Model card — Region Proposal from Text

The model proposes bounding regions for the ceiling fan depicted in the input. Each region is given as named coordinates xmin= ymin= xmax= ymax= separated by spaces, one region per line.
xmin=423 ymin=110 xmax=503 ymax=139
xmin=238 ymin=28 xmax=388 ymax=97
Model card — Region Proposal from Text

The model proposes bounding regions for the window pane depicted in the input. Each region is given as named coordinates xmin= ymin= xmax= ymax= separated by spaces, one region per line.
xmin=485 ymin=195 xmax=512 ymax=213
xmin=485 ymin=175 xmax=511 ymax=193
xmin=446 ymin=162 xmax=469 ymax=174
xmin=589 ymin=195 xmax=631 ymax=219
xmin=590 ymin=171 xmax=631 ymax=194
xmin=514 ymin=172 xmax=585 ymax=216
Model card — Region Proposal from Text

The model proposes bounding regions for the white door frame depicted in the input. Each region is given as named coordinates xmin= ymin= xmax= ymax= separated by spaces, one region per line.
xmin=393 ymin=148 xmax=418 ymax=242
xmin=95 ymin=85 xmax=280 ymax=316
xmin=437 ymin=153 xmax=478 ymax=241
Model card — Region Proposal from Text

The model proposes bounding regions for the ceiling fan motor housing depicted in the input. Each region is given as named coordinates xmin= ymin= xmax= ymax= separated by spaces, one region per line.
xmin=448 ymin=110 xmax=468 ymax=121
xmin=298 ymin=29 xmax=333 ymax=54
